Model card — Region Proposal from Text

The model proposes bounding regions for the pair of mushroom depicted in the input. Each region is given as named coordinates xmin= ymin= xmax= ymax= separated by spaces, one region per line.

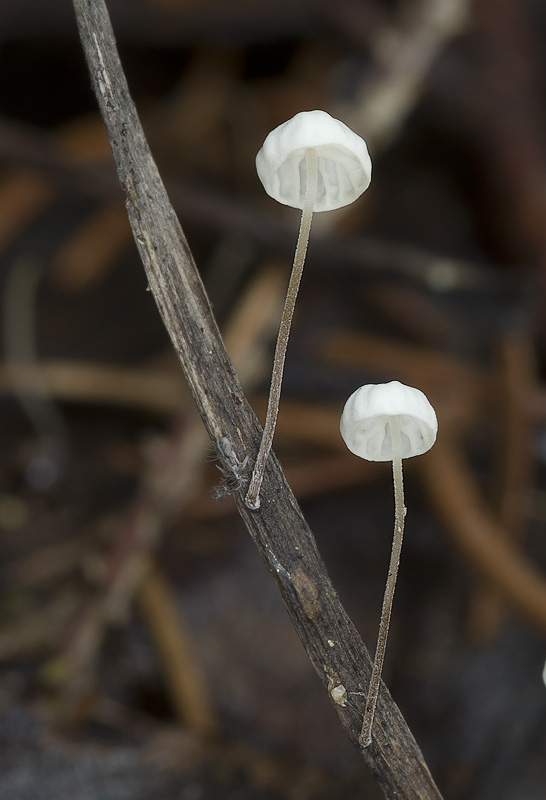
xmin=246 ymin=110 xmax=438 ymax=746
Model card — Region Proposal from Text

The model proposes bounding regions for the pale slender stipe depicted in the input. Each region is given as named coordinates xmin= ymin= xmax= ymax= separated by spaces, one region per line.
xmin=245 ymin=148 xmax=317 ymax=509
xmin=361 ymin=416 xmax=405 ymax=746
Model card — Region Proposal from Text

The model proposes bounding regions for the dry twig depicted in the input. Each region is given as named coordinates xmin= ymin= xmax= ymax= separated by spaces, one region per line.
xmin=137 ymin=561 xmax=217 ymax=736
xmin=469 ymin=330 xmax=538 ymax=639
xmin=422 ymin=436 xmax=546 ymax=633
xmin=342 ymin=0 xmax=471 ymax=149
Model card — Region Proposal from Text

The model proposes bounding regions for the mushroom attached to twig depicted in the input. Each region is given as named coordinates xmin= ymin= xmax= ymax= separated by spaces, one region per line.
xmin=245 ymin=110 xmax=372 ymax=509
xmin=340 ymin=380 xmax=437 ymax=747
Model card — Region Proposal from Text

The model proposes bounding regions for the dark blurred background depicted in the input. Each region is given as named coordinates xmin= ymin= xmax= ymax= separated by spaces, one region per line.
xmin=1 ymin=1 xmax=546 ymax=798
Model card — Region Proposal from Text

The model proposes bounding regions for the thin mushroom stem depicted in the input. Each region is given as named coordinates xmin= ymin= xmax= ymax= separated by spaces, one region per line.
xmin=245 ymin=147 xmax=318 ymax=510
xmin=361 ymin=415 xmax=406 ymax=747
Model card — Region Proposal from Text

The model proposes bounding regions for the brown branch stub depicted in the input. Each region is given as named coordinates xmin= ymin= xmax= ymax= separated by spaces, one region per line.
xmin=70 ymin=1 xmax=443 ymax=797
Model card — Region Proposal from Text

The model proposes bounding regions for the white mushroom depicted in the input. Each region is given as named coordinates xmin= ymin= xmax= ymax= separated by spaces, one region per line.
xmin=340 ymin=380 xmax=437 ymax=747
xmin=246 ymin=111 xmax=372 ymax=509
xmin=256 ymin=110 xmax=372 ymax=212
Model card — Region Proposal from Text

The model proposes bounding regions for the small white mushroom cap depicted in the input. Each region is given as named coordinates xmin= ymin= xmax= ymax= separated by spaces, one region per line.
xmin=256 ymin=110 xmax=372 ymax=212
xmin=340 ymin=381 xmax=438 ymax=462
